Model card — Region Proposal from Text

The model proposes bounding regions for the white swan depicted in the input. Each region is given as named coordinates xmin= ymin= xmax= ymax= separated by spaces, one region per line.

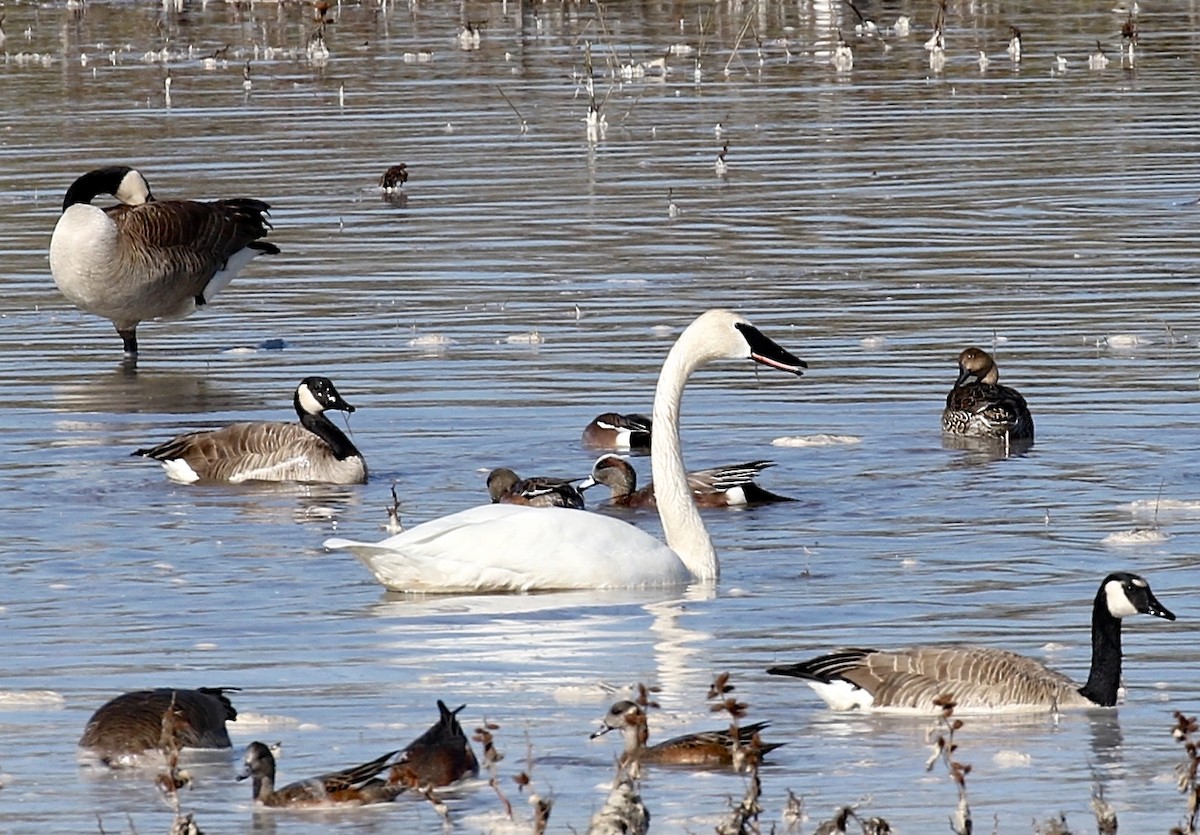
xmin=325 ymin=309 xmax=805 ymax=592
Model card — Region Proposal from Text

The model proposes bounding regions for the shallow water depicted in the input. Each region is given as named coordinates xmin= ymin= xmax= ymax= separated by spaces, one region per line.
xmin=3 ymin=0 xmax=1200 ymax=831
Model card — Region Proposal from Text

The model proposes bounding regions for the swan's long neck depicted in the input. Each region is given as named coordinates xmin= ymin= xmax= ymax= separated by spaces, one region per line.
xmin=652 ymin=333 xmax=717 ymax=581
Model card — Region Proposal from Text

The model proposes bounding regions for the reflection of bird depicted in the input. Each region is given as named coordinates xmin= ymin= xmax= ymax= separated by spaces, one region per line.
xmin=326 ymin=309 xmax=806 ymax=592
xmin=581 ymin=455 xmax=792 ymax=508
xmin=767 ymin=572 xmax=1175 ymax=712
xmin=79 ymin=687 xmax=238 ymax=766
xmin=49 ymin=166 xmax=278 ymax=361
xmin=487 ymin=468 xmax=586 ymax=509
xmin=379 ymin=163 xmax=408 ymax=193
xmin=582 ymin=412 xmax=652 ymax=451
xmin=941 ymin=346 xmax=1034 ymax=441
xmin=715 ymin=143 xmax=729 ymax=176
xmin=592 ymin=700 xmax=782 ymax=767
xmin=391 ymin=700 xmax=479 ymax=787
xmin=239 ymin=742 xmax=401 ymax=807
xmin=134 ymin=377 xmax=366 ymax=484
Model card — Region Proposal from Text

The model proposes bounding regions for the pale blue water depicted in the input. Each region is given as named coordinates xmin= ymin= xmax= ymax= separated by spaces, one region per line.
xmin=2 ymin=0 xmax=1200 ymax=832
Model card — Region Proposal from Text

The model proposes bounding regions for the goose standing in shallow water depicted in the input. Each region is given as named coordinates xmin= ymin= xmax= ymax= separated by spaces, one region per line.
xmin=48 ymin=166 xmax=279 ymax=361
xmin=941 ymin=346 xmax=1034 ymax=441
xmin=325 ymin=309 xmax=805 ymax=592
xmin=78 ymin=687 xmax=238 ymax=766
xmin=134 ymin=376 xmax=366 ymax=484
xmin=239 ymin=742 xmax=401 ymax=807
xmin=580 ymin=454 xmax=793 ymax=508
xmin=766 ymin=572 xmax=1174 ymax=713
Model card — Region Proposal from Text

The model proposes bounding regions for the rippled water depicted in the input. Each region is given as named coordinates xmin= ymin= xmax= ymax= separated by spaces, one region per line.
xmin=3 ymin=0 xmax=1200 ymax=832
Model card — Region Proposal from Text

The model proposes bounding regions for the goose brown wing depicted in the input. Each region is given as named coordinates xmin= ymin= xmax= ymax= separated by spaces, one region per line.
xmin=853 ymin=647 xmax=1080 ymax=709
xmin=135 ymin=422 xmax=321 ymax=480
xmin=109 ymin=199 xmax=276 ymax=295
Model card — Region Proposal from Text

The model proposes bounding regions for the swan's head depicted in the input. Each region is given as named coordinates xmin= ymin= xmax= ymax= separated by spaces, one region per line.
xmin=686 ymin=309 xmax=807 ymax=375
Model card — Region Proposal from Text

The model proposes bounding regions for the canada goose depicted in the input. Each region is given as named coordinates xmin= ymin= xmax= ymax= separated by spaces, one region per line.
xmin=133 ymin=376 xmax=366 ymax=484
xmin=391 ymin=700 xmax=479 ymax=787
xmin=486 ymin=467 xmax=586 ymax=509
xmin=324 ymin=309 xmax=806 ymax=592
xmin=941 ymin=346 xmax=1034 ymax=441
xmin=79 ymin=687 xmax=238 ymax=765
xmin=766 ymin=572 xmax=1175 ymax=713
xmin=581 ymin=412 xmax=652 ymax=451
xmin=48 ymin=166 xmax=279 ymax=361
xmin=238 ymin=742 xmax=401 ymax=807
xmin=580 ymin=454 xmax=793 ymax=508
xmin=591 ymin=700 xmax=783 ymax=768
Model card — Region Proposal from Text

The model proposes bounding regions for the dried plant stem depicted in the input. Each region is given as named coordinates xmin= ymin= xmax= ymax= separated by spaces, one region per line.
xmin=1171 ymin=712 xmax=1200 ymax=835
xmin=926 ymin=696 xmax=972 ymax=835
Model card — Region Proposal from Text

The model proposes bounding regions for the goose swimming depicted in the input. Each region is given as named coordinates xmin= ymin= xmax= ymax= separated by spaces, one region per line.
xmin=325 ymin=309 xmax=805 ymax=592
xmin=133 ymin=376 xmax=366 ymax=484
xmin=766 ymin=572 xmax=1174 ymax=713
xmin=48 ymin=165 xmax=278 ymax=361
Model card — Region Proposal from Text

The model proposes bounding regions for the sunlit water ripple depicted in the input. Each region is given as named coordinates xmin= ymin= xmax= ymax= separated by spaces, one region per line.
xmin=3 ymin=0 xmax=1200 ymax=832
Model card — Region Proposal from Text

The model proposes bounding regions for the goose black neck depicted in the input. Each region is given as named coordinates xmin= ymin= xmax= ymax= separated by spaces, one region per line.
xmin=1077 ymin=591 xmax=1124 ymax=706
xmin=299 ymin=410 xmax=360 ymax=461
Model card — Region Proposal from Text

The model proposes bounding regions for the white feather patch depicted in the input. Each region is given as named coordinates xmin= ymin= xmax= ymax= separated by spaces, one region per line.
xmin=807 ymin=680 xmax=875 ymax=711
xmin=161 ymin=459 xmax=200 ymax=484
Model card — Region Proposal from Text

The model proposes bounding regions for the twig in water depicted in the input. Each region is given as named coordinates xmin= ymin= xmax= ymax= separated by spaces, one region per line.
xmin=494 ymin=85 xmax=528 ymax=133
xmin=722 ymin=10 xmax=756 ymax=76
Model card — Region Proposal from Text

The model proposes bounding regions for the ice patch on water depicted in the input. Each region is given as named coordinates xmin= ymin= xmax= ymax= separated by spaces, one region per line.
xmin=993 ymin=750 xmax=1032 ymax=768
xmin=0 ymin=690 xmax=65 ymax=708
xmin=1127 ymin=498 xmax=1200 ymax=519
xmin=1101 ymin=528 xmax=1169 ymax=545
xmin=773 ymin=434 xmax=862 ymax=447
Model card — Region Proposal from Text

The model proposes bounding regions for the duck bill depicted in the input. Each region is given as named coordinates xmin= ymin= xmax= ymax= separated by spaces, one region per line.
xmin=578 ymin=477 xmax=597 ymax=491
xmin=735 ymin=323 xmax=807 ymax=376
xmin=953 ymin=367 xmax=974 ymax=388
xmin=590 ymin=724 xmax=615 ymax=740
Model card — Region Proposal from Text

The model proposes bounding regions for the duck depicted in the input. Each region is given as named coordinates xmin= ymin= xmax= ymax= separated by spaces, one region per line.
xmin=48 ymin=166 xmax=279 ymax=361
xmin=379 ymin=163 xmax=408 ymax=193
xmin=78 ymin=687 xmax=238 ymax=766
xmin=941 ymin=346 xmax=1034 ymax=441
xmin=581 ymin=412 xmax=653 ymax=451
xmin=486 ymin=467 xmax=586 ymax=509
xmin=133 ymin=376 xmax=367 ymax=484
xmin=580 ymin=454 xmax=793 ymax=508
xmin=591 ymin=700 xmax=783 ymax=768
xmin=390 ymin=700 xmax=479 ymax=788
xmin=238 ymin=742 xmax=401 ymax=807
xmin=324 ymin=309 xmax=806 ymax=592
xmin=766 ymin=572 xmax=1175 ymax=713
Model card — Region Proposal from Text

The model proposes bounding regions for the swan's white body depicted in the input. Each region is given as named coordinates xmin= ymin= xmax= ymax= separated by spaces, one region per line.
xmin=325 ymin=309 xmax=804 ymax=593
xmin=333 ymin=504 xmax=684 ymax=592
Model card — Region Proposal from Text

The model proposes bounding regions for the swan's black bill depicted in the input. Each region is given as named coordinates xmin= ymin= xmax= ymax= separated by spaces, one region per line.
xmin=736 ymin=323 xmax=807 ymax=376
